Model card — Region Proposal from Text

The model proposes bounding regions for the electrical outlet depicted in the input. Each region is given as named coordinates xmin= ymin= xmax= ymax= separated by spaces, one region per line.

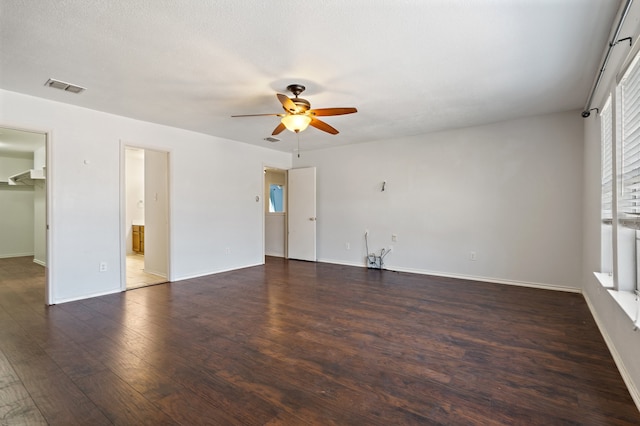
xmin=470 ymin=251 xmax=477 ymax=261
xmin=346 ymin=242 xmax=350 ymax=250
xmin=392 ymin=234 xmax=397 ymax=242
xmin=225 ymin=247 xmax=231 ymax=255
xmin=99 ymin=262 xmax=107 ymax=272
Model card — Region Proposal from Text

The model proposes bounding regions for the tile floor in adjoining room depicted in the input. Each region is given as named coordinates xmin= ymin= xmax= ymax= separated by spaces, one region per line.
xmin=126 ymin=254 xmax=166 ymax=289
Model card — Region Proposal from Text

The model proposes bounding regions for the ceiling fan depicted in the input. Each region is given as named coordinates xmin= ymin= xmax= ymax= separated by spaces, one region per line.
xmin=231 ymin=84 xmax=357 ymax=136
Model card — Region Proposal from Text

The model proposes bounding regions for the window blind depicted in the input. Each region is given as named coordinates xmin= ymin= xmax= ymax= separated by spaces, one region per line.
xmin=602 ymin=97 xmax=613 ymax=223
xmin=619 ymin=53 xmax=640 ymax=229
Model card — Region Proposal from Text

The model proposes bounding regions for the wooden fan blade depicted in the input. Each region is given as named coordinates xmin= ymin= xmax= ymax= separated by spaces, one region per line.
xmin=310 ymin=118 xmax=339 ymax=135
xmin=231 ymin=113 xmax=283 ymax=117
xmin=272 ymin=122 xmax=286 ymax=135
xmin=277 ymin=93 xmax=299 ymax=113
xmin=308 ymin=107 xmax=358 ymax=117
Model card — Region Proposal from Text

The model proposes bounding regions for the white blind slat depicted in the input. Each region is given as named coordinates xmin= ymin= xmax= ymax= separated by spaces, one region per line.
xmin=602 ymin=96 xmax=613 ymax=221
xmin=620 ymin=53 xmax=640 ymax=226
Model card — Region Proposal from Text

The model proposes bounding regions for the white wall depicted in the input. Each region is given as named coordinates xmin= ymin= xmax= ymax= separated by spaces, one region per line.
xmin=0 ymin=154 xmax=35 ymax=258
xmin=0 ymin=187 xmax=34 ymax=258
xmin=0 ymin=153 xmax=33 ymax=182
xmin=294 ymin=111 xmax=584 ymax=290
xmin=265 ymin=215 xmax=285 ymax=257
xmin=1 ymin=89 xmax=291 ymax=303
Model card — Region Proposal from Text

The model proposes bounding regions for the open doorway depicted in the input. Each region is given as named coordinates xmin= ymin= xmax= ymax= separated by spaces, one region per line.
xmin=123 ymin=146 xmax=169 ymax=289
xmin=264 ymin=167 xmax=287 ymax=258
xmin=0 ymin=126 xmax=49 ymax=303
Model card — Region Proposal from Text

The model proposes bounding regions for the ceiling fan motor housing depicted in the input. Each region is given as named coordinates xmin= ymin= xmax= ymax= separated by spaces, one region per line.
xmin=286 ymin=84 xmax=306 ymax=97
xmin=293 ymin=98 xmax=310 ymax=112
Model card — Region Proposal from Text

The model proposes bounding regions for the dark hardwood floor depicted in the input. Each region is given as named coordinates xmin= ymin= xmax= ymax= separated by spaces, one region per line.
xmin=0 ymin=256 xmax=638 ymax=425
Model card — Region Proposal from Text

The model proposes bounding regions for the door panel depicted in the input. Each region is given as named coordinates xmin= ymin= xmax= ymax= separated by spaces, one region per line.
xmin=144 ymin=149 xmax=169 ymax=277
xmin=288 ymin=167 xmax=316 ymax=261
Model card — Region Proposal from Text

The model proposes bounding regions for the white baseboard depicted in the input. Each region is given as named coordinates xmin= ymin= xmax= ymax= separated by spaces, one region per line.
xmin=317 ymin=258 xmax=580 ymax=293
xmin=0 ymin=252 xmax=35 ymax=259
xmin=394 ymin=266 xmax=580 ymax=293
xmin=53 ymin=262 xmax=264 ymax=303
xmin=583 ymin=292 xmax=640 ymax=411
xmin=33 ymin=258 xmax=46 ymax=267
xmin=52 ymin=288 xmax=121 ymax=305
xmin=173 ymin=262 xmax=263 ymax=282
xmin=317 ymin=258 xmax=366 ymax=268
xmin=143 ymin=268 xmax=166 ymax=278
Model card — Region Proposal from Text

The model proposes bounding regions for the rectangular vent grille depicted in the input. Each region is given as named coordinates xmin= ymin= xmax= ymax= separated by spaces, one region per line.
xmin=45 ymin=78 xmax=86 ymax=94
xmin=263 ymin=137 xmax=280 ymax=143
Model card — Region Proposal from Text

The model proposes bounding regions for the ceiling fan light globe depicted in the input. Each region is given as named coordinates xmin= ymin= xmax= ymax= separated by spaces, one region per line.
xmin=281 ymin=114 xmax=311 ymax=133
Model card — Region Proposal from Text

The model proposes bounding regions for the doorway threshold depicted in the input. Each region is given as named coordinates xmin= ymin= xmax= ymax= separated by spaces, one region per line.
xmin=126 ymin=254 xmax=166 ymax=289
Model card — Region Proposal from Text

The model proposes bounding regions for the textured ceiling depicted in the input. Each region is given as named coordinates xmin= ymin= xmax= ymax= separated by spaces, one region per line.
xmin=0 ymin=0 xmax=622 ymax=153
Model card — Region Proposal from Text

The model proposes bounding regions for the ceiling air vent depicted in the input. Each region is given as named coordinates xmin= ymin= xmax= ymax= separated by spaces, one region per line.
xmin=45 ymin=78 xmax=86 ymax=94
xmin=263 ymin=137 xmax=280 ymax=143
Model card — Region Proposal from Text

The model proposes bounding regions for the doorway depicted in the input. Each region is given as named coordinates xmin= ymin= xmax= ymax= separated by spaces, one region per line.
xmin=123 ymin=146 xmax=169 ymax=289
xmin=264 ymin=167 xmax=287 ymax=258
xmin=0 ymin=126 xmax=49 ymax=303
xmin=263 ymin=166 xmax=317 ymax=262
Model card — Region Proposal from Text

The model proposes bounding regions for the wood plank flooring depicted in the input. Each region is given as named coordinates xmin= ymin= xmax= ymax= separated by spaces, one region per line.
xmin=0 ymin=255 xmax=638 ymax=425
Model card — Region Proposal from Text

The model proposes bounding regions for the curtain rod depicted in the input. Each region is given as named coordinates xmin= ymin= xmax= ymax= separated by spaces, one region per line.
xmin=582 ymin=0 xmax=634 ymax=118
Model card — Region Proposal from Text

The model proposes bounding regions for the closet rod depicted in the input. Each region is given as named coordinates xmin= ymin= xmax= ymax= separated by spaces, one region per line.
xmin=582 ymin=0 xmax=633 ymax=118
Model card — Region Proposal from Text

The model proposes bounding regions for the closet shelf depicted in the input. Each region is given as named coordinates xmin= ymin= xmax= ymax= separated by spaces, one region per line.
xmin=8 ymin=169 xmax=45 ymax=186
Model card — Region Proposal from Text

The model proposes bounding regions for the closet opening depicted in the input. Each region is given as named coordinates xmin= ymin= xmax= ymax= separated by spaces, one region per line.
xmin=0 ymin=126 xmax=50 ymax=304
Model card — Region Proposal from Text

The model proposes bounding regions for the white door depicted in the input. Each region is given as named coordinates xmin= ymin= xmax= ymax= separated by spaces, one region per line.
xmin=144 ymin=149 xmax=169 ymax=277
xmin=288 ymin=167 xmax=316 ymax=261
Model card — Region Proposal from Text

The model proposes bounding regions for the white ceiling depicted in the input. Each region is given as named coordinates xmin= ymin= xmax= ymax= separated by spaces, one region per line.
xmin=0 ymin=0 xmax=622 ymax=153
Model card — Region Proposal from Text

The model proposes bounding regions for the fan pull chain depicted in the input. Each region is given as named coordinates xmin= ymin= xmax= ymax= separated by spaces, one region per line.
xmin=297 ymin=133 xmax=300 ymax=158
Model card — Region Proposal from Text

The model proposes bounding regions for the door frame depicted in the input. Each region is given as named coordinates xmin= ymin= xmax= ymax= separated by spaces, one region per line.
xmin=119 ymin=141 xmax=172 ymax=290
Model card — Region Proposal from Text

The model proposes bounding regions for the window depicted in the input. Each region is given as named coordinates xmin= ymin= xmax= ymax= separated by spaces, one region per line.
xmin=601 ymin=97 xmax=614 ymax=276
xmin=608 ymin=49 xmax=640 ymax=297
xmin=269 ymin=184 xmax=284 ymax=212
xmin=618 ymin=52 xmax=640 ymax=230
xmin=618 ymin=51 xmax=640 ymax=294
xmin=602 ymin=97 xmax=614 ymax=223
xmin=597 ymin=50 xmax=640 ymax=321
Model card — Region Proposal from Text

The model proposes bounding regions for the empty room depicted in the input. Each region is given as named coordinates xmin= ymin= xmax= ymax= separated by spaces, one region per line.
xmin=2 ymin=0 xmax=640 ymax=424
